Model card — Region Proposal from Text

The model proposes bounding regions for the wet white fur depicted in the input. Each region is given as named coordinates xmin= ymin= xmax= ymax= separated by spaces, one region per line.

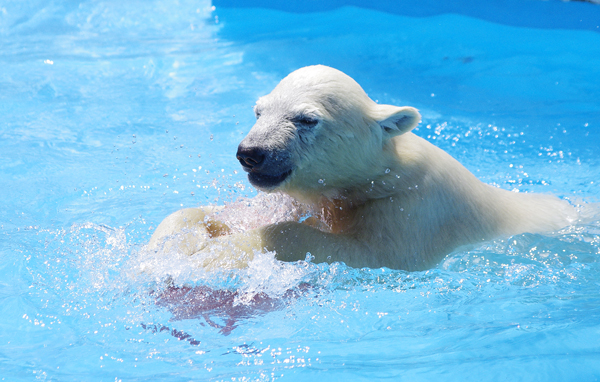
xmin=147 ymin=65 xmax=576 ymax=271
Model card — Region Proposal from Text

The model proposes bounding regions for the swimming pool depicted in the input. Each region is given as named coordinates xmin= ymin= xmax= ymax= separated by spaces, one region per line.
xmin=1 ymin=0 xmax=599 ymax=380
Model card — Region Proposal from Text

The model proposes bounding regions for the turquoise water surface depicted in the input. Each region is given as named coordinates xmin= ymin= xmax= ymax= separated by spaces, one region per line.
xmin=1 ymin=0 xmax=600 ymax=380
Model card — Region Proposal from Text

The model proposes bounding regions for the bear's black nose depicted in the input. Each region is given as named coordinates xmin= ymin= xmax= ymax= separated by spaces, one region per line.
xmin=236 ymin=145 xmax=265 ymax=170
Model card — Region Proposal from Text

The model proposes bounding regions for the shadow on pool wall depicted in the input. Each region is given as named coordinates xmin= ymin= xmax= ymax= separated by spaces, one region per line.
xmin=209 ymin=0 xmax=600 ymax=140
xmin=213 ymin=0 xmax=600 ymax=32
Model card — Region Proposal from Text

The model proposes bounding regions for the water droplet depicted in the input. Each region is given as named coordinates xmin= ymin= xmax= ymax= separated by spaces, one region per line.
xmin=318 ymin=179 xmax=324 ymax=184
xmin=385 ymin=168 xmax=391 ymax=174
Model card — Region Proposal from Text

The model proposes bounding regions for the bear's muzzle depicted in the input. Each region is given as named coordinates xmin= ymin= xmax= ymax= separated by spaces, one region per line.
xmin=236 ymin=143 xmax=293 ymax=190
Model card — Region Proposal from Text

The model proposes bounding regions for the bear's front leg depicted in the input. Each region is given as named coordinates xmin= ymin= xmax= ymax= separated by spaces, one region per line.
xmin=146 ymin=207 xmax=231 ymax=257
xmin=192 ymin=221 xmax=370 ymax=270
xmin=262 ymin=222 xmax=371 ymax=268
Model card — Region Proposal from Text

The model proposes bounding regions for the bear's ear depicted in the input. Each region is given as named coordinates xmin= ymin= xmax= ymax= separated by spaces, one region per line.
xmin=374 ymin=106 xmax=421 ymax=138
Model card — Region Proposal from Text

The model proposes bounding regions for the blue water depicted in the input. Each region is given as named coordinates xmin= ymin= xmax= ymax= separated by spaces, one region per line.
xmin=1 ymin=0 xmax=600 ymax=380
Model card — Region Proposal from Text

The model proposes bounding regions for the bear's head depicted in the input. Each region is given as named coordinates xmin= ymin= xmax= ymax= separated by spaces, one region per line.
xmin=237 ymin=65 xmax=421 ymax=201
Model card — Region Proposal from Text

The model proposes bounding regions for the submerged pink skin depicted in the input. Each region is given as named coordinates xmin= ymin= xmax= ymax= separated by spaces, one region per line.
xmin=155 ymin=284 xmax=309 ymax=335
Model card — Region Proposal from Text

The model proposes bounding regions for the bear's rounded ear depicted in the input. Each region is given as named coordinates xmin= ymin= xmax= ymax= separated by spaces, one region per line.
xmin=373 ymin=105 xmax=421 ymax=138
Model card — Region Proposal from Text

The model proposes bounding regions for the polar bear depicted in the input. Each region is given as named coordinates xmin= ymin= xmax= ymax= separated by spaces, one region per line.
xmin=146 ymin=65 xmax=576 ymax=271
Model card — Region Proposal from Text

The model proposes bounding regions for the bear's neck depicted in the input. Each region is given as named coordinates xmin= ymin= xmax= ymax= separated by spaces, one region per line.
xmin=313 ymin=132 xmax=493 ymax=234
xmin=326 ymin=133 xmax=430 ymax=203
xmin=315 ymin=196 xmax=360 ymax=233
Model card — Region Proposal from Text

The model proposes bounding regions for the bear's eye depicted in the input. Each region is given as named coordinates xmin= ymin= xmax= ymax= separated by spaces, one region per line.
xmin=255 ymin=111 xmax=261 ymax=119
xmin=292 ymin=116 xmax=318 ymax=129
